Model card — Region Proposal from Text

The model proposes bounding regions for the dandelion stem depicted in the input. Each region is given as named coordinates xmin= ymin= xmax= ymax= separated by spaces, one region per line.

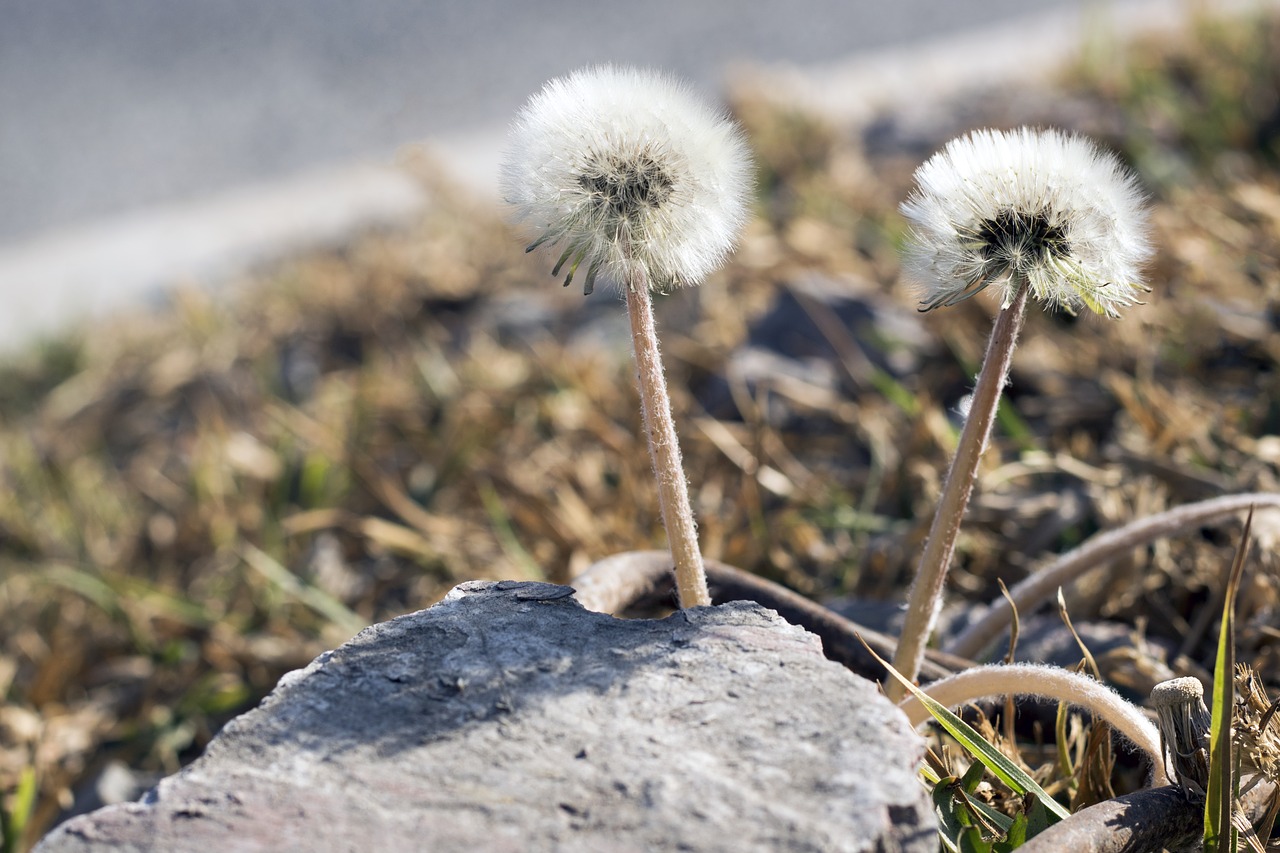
xmin=897 ymin=663 xmax=1168 ymax=784
xmin=622 ymin=245 xmax=710 ymax=608
xmin=887 ymin=281 xmax=1030 ymax=700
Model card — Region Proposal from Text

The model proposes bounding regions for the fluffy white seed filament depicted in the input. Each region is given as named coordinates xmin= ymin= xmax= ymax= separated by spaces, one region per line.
xmin=501 ymin=67 xmax=752 ymax=608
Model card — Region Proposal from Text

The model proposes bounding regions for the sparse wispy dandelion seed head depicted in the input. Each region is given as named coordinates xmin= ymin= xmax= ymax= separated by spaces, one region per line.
xmin=899 ymin=127 xmax=1151 ymax=316
xmin=500 ymin=65 xmax=753 ymax=295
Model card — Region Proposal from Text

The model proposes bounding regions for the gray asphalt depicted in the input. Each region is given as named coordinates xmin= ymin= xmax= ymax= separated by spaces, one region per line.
xmin=1 ymin=0 xmax=1092 ymax=247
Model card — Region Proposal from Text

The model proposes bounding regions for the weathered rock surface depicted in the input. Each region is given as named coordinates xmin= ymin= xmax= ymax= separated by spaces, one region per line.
xmin=37 ymin=581 xmax=935 ymax=852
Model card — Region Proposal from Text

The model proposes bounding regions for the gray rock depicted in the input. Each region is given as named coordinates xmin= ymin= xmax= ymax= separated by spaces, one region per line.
xmin=37 ymin=580 xmax=935 ymax=853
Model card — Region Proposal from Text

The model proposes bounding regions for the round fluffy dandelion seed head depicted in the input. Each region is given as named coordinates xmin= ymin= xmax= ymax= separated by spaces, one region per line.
xmin=501 ymin=65 xmax=753 ymax=295
xmin=900 ymin=127 xmax=1151 ymax=317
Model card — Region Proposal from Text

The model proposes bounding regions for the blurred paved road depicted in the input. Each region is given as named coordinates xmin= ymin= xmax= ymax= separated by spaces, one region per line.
xmin=1 ymin=0 xmax=1091 ymax=247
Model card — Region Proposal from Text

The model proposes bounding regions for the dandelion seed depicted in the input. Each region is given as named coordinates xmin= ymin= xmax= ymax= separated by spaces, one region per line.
xmin=900 ymin=127 xmax=1151 ymax=317
xmin=501 ymin=66 xmax=753 ymax=609
xmin=888 ymin=128 xmax=1152 ymax=699
xmin=500 ymin=65 xmax=753 ymax=295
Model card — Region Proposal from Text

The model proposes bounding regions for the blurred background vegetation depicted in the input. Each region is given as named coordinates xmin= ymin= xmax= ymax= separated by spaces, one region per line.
xmin=5 ymin=8 xmax=1280 ymax=851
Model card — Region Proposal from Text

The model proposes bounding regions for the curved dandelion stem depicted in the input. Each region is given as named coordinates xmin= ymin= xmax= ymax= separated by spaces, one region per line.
xmin=946 ymin=492 xmax=1280 ymax=660
xmin=897 ymin=663 xmax=1167 ymax=784
xmin=887 ymin=280 xmax=1031 ymax=701
xmin=622 ymin=245 xmax=709 ymax=608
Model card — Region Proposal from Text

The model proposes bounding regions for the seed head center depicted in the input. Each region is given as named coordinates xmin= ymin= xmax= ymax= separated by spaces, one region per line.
xmin=578 ymin=150 xmax=675 ymax=223
xmin=976 ymin=208 xmax=1070 ymax=268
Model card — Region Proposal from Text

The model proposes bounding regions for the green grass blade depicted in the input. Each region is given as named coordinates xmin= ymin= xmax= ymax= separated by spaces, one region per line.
xmin=478 ymin=479 xmax=544 ymax=580
xmin=1054 ymin=700 xmax=1074 ymax=781
xmin=1204 ymin=507 xmax=1252 ymax=853
xmin=966 ymin=794 xmax=1016 ymax=835
xmin=37 ymin=564 xmax=125 ymax=618
xmin=868 ymin=639 xmax=1072 ymax=823
xmin=1 ymin=765 xmax=37 ymax=853
xmin=868 ymin=366 xmax=920 ymax=417
xmin=933 ymin=776 xmax=973 ymax=844
xmin=993 ymin=812 xmax=1028 ymax=852
xmin=239 ymin=541 xmax=366 ymax=637
xmin=959 ymin=826 xmax=993 ymax=853
xmin=936 ymin=767 xmax=1017 ymax=836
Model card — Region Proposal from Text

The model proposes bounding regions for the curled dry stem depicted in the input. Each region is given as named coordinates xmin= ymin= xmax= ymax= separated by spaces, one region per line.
xmin=571 ymin=550 xmax=969 ymax=682
xmin=946 ymin=493 xmax=1280 ymax=660
xmin=1014 ymin=780 xmax=1278 ymax=853
xmin=897 ymin=662 xmax=1168 ymax=785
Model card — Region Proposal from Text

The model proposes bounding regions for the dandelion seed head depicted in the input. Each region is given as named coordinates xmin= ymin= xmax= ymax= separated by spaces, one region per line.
xmin=501 ymin=65 xmax=753 ymax=294
xmin=900 ymin=127 xmax=1151 ymax=316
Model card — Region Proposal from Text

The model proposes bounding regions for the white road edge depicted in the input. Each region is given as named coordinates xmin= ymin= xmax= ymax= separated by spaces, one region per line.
xmin=0 ymin=0 xmax=1270 ymax=353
